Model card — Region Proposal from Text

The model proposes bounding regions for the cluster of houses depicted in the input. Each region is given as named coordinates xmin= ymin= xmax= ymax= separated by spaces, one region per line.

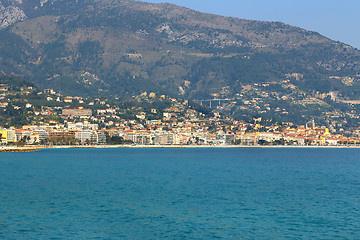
xmin=1 ymin=85 xmax=360 ymax=146
xmin=0 ymin=119 xmax=359 ymax=146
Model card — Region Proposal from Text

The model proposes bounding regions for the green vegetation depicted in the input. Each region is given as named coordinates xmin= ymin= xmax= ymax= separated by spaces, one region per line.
xmin=0 ymin=0 xmax=358 ymax=100
xmin=0 ymin=0 xmax=359 ymax=126
xmin=106 ymin=136 xmax=132 ymax=145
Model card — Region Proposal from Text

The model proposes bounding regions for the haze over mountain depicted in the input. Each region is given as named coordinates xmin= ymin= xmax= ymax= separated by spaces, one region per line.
xmin=0 ymin=0 xmax=359 ymax=102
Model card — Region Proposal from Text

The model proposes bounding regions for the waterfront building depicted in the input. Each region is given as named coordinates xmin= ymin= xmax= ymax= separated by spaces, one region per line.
xmin=154 ymin=133 xmax=176 ymax=145
xmin=15 ymin=129 xmax=32 ymax=143
xmin=75 ymin=131 xmax=93 ymax=143
xmin=75 ymin=131 xmax=105 ymax=144
xmin=31 ymin=129 xmax=49 ymax=142
xmin=7 ymin=129 xmax=17 ymax=143
xmin=49 ymin=130 xmax=76 ymax=139
xmin=122 ymin=132 xmax=153 ymax=145
xmin=94 ymin=131 xmax=107 ymax=144
xmin=0 ymin=128 xmax=7 ymax=144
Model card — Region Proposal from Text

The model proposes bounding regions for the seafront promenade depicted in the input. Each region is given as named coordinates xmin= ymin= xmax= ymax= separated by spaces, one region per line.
xmin=0 ymin=146 xmax=40 ymax=152
xmin=2 ymin=144 xmax=360 ymax=152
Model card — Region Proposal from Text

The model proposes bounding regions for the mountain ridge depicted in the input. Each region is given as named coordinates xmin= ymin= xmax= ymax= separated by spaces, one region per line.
xmin=0 ymin=0 xmax=359 ymax=101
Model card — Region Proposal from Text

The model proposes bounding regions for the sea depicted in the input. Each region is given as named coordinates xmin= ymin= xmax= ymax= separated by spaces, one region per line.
xmin=1 ymin=148 xmax=359 ymax=239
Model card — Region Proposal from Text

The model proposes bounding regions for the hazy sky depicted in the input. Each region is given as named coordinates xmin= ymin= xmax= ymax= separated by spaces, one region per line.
xmin=144 ymin=0 xmax=360 ymax=50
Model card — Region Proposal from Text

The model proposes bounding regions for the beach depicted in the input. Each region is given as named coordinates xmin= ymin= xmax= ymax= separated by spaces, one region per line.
xmin=2 ymin=144 xmax=360 ymax=152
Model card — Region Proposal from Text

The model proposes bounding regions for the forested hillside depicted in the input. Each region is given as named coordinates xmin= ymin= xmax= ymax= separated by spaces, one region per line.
xmin=1 ymin=0 xmax=360 ymax=125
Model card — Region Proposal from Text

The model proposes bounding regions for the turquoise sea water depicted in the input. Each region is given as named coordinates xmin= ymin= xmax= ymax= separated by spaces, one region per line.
xmin=1 ymin=148 xmax=360 ymax=239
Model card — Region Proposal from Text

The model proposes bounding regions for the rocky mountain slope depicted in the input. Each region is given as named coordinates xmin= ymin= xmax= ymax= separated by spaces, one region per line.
xmin=0 ymin=0 xmax=359 ymax=103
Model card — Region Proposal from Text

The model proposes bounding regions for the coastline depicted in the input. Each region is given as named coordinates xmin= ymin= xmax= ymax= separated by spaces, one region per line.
xmin=36 ymin=144 xmax=360 ymax=149
xmin=0 ymin=146 xmax=40 ymax=152
xmin=2 ymin=144 xmax=360 ymax=152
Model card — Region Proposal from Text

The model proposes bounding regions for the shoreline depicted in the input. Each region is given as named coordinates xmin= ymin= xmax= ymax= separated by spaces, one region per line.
xmin=2 ymin=144 xmax=360 ymax=152
xmin=39 ymin=144 xmax=360 ymax=149
xmin=18 ymin=144 xmax=360 ymax=149
xmin=0 ymin=146 xmax=40 ymax=152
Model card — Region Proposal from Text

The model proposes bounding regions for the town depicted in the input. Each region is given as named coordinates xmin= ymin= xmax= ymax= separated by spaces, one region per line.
xmin=1 ymin=76 xmax=360 ymax=147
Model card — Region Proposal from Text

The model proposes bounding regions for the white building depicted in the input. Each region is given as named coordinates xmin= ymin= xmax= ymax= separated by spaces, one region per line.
xmin=68 ymin=122 xmax=98 ymax=131
xmin=75 ymin=131 xmax=106 ymax=144
xmin=75 ymin=131 xmax=93 ymax=143
xmin=6 ymin=129 xmax=16 ymax=143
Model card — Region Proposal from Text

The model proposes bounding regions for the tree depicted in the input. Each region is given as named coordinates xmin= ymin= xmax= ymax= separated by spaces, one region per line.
xmin=108 ymin=136 xmax=125 ymax=145
xmin=258 ymin=139 xmax=269 ymax=145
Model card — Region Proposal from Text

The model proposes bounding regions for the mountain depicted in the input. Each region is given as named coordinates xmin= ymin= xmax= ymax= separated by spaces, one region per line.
xmin=0 ymin=0 xmax=359 ymax=97
xmin=1 ymin=0 xmax=360 ymax=125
